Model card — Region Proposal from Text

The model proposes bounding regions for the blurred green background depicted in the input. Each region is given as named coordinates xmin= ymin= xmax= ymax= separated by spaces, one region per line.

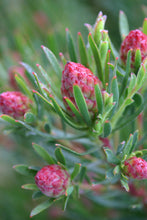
xmin=0 ymin=0 xmax=147 ymax=219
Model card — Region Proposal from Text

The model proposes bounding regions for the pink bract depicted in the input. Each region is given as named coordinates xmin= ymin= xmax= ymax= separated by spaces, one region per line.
xmin=35 ymin=165 xmax=70 ymax=198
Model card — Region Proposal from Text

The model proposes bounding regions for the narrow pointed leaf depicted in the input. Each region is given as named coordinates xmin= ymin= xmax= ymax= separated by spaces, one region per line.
xmin=21 ymin=184 xmax=39 ymax=191
xmin=100 ymin=41 xmax=109 ymax=69
xmin=73 ymin=85 xmax=92 ymax=126
xmin=32 ymin=90 xmax=54 ymax=112
xmin=32 ymin=143 xmax=55 ymax=164
xmin=143 ymin=18 xmax=147 ymax=35
xmin=79 ymin=166 xmax=87 ymax=183
xmin=136 ymin=64 xmax=145 ymax=89
xmin=103 ymin=121 xmax=112 ymax=137
xmin=104 ymin=148 xmax=120 ymax=165
xmin=120 ymin=176 xmax=129 ymax=192
xmin=15 ymin=74 xmax=33 ymax=100
xmin=13 ymin=164 xmax=37 ymax=176
xmin=50 ymin=96 xmax=87 ymax=130
xmin=94 ymin=83 xmax=103 ymax=114
xmin=129 ymin=130 xmax=139 ymax=153
xmin=41 ymin=46 xmax=62 ymax=78
xmin=66 ymin=29 xmax=77 ymax=62
xmin=88 ymin=33 xmax=103 ymax=84
xmin=104 ymin=50 xmax=110 ymax=83
xmin=71 ymin=163 xmax=81 ymax=180
xmin=55 ymin=147 xmax=66 ymax=165
xmin=119 ymin=11 xmax=129 ymax=40
xmin=111 ymin=76 xmax=119 ymax=105
xmin=120 ymin=50 xmax=132 ymax=97
xmin=78 ymin=32 xmax=88 ymax=67
xmin=64 ymin=97 xmax=84 ymax=123
xmin=0 ymin=114 xmax=19 ymax=125
xmin=20 ymin=62 xmax=37 ymax=88
xmin=56 ymin=144 xmax=99 ymax=156
xmin=63 ymin=196 xmax=69 ymax=211
xmin=30 ymin=199 xmax=54 ymax=217
xmin=128 ymin=73 xmax=136 ymax=94
xmin=59 ymin=52 xmax=67 ymax=66
xmin=134 ymin=49 xmax=141 ymax=72
xmin=122 ymin=134 xmax=133 ymax=159
xmin=32 ymin=191 xmax=44 ymax=200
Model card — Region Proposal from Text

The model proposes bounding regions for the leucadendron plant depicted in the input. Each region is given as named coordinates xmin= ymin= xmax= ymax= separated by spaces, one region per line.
xmin=1 ymin=11 xmax=147 ymax=217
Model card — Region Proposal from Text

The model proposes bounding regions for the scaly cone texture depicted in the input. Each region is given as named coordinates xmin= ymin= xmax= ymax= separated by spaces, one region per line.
xmin=120 ymin=29 xmax=147 ymax=69
xmin=35 ymin=165 xmax=70 ymax=198
xmin=61 ymin=62 xmax=101 ymax=117
xmin=123 ymin=157 xmax=147 ymax=180
xmin=0 ymin=91 xmax=31 ymax=118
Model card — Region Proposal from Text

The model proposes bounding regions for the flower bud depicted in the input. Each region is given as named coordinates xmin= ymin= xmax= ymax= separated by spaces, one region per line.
xmin=35 ymin=165 xmax=70 ymax=198
xmin=123 ymin=156 xmax=147 ymax=180
xmin=120 ymin=29 xmax=147 ymax=69
xmin=61 ymin=62 xmax=102 ymax=118
xmin=0 ymin=91 xmax=31 ymax=118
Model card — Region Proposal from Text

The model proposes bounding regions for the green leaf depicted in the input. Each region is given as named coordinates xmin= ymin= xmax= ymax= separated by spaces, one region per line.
xmin=66 ymin=186 xmax=74 ymax=196
xmin=32 ymin=90 xmax=54 ymax=112
xmin=24 ymin=112 xmax=36 ymax=124
xmin=134 ymin=49 xmax=141 ymax=72
xmin=120 ymin=175 xmax=129 ymax=192
xmin=64 ymin=97 xmax=84 ymax=123
xmin=73 ymin=85 xmax=92 ymax=126
xmin=111 ymin=76 xmax=119 ymax=105
xmin=55 ymin=147 xmax=66 ymax=165
xmin=66 ymin=28 xmax=77 ymax=62
xmin=32 ymin=191 xmax=44 ymax=200
xmin=100 ymin=41 xmax=109 ymax=70
xmin=55 ymin=144 xmax=99 ymax=156
xmin=105 ymin=168 xmax=120 ymax=184
xmin=120 ymin=49 xmax=132 ymax=97
xmin=129 ymin=130 xmax=139 ymax=154
xmin=94 ymin=83 xmax=103 ymax=114
xmin=78 ymin=32 xmax=88 ymax=67
xmin=13 ymin=164 xmax=37 ymax=176
xmin=15 ymin=74 xmax=33 ymax=100
xmin=21 ymin=184 xmax=39 ymax=191
xmin=127 ymin=73 xmax=136 ymax=95
xmin=136 ymin=64 xmax=146 ymax=89
xmin=119 ymin=11 xmax=129 ymax=40
xmin=41 ymin=46 xmax=62 ymax=78
xmin=88 ymin=33 xmax=103 ymax=84
xmin=0 ymin=114 xmax=19 ymax=125
xmin=32 ymin=143 xmax=55 ymax=164
xmin=142 ymin=18 xmax=147 ymax=35
xmin=103 ymin=121 xmax=112 ymax=137
xmin=79 ymin=166 xmax=87 ymax=183
xmin=116 ymin=141 xmax=126 ymax=156
xmin=104 ymin=148 xmax=120 ymax=165
xmin=122 ymin=134 xmax=133 ymax=159
xmin=71 ymin=163 xmax=81 ymax=180
xmin=30 ymin=199 xmax=54 ymax=217
xmin=50 ymin=95 xmax=87 ymax=130
xmin=104 ymin=49 xmax=110 ymax=84
xmin=20 ymin=62 xmax=37 ymax=89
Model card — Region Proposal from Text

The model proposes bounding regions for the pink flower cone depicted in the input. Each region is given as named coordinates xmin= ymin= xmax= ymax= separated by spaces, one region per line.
xmin=123 ymin=157 xmax=147 ymax=180
xmin=120 ymin=29 xmax=147 ymax=69
xmin=0 ymin=91 xmax=31 ymax=118
xmin=61 ymin=62 xmax=101 ymax=117
xmin=35 ymin=165 xmax=70 ymax=198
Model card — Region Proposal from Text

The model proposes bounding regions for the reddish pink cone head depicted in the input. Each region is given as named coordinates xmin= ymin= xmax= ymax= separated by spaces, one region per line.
xmin=0 ymin=91 xmax=31 ymax=118
xmin=120 ymin=29 xmax=147 ymax=69
xmin=35 ymin=165 xmax=70 ymax=198
xmin=61 ymin=62 xmax=101 ymax=117
xmin=123 ymin=157 xmax=147 ymax=180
